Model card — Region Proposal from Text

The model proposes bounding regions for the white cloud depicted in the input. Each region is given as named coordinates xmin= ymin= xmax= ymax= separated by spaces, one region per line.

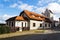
xmin=57 ymin=0 xmax=60 ymax=2
xmin=18 ymin=1 xmax=23 ymax=4
xmin=0 ymin=14 xmax=16 ymax=23
xmin=9 ymin=1 xmax=60 ymax=21
xmin=36 ymin=2 xmax=60 ymax=21
xmin=37 ymin=1 xmax=43 ymax=6
xmin=47 ymin=3 xmax=60 ymax=21
xmin=2 ymin=14 xmax=15 ymax=20
xmin=47 ymin=3 xmax=60 ymax=14
xmin=9 ymin=1 xmax=35 ymax=11
xmin=11 ymin=1 xmax=60 ymax=15
xmin=18 ymin=4 xmax=34 ymax=11
xmin=37 ymin=0 xmax=56 ymax=6
xmin=34 ymin=7 xmax=46 ymax=13
xmin=10 ymin=3 xmax=18 ymax=8
xmin=0 ymin=21 xmax=5 ymax=23
xmin=54 ymin=15 xmax=59 ymax=21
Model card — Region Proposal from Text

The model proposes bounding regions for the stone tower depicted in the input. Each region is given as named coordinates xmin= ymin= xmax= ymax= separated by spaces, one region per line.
xmin=42 ymin=8 xmax=54 ymax=21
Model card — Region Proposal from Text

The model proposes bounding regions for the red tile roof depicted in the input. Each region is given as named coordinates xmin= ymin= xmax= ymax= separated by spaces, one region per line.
xmin=6 ymin=16 xmax=25 ymax=21
xmin=23 ymin=10 xmax=47 ymax=21
xmin=15 ymin=16 xmax=24 ymax=21
xmin=6 ymin=10 xmax=52 ymax=23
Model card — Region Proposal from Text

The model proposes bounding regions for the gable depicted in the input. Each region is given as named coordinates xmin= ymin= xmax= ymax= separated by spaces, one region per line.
xmin=19 ymin=11 xmax=30 ymax=20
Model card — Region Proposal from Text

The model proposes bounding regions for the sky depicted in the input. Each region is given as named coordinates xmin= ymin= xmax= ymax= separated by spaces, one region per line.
xmin=0 ymin=0 xmax=60 ymax=23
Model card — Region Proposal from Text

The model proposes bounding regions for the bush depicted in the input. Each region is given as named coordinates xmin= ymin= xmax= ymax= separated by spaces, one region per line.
xmin=0 ymin=26 xmax=10 ymax=34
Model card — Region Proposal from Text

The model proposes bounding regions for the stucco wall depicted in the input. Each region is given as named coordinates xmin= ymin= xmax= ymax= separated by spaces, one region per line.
xmin=30 ymin=20 xmax=44 ymax=30
xmin=44 ymin=22 xmax=51 ymax=28
xmin=30 ymin=20 xmax=51 ymax=30
xmin=15 ymin=21 xmax=28 ymax=27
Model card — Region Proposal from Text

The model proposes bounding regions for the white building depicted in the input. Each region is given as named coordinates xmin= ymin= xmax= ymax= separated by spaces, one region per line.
xmin=6 ymin=10 xmax=52 ymax=32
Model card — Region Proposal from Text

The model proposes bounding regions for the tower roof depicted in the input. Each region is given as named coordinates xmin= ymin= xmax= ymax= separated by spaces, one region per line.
xmin=46 ymin=8 xmax=53 ymax=14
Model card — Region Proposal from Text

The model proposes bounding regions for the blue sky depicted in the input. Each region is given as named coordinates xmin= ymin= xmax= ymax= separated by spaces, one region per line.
xmin=0 ymin=0 xmax=60 ymax=23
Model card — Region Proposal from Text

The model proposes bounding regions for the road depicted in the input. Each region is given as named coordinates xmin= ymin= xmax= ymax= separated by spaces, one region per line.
xmin=0 ymin=33 xmax=60 ymax=40
xmin=0 ymin=31 xmax=60 ymax=40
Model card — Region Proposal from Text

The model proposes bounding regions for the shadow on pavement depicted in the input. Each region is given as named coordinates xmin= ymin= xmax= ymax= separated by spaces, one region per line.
xmin=0 ymin=33 xmax=60 ymax=40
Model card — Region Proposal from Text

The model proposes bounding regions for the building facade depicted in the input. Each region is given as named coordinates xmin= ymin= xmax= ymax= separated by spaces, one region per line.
xmin=42 ymin=9 xmax=54 ymax=27
xmin=6 ymin=9 xmax=52 ymax=32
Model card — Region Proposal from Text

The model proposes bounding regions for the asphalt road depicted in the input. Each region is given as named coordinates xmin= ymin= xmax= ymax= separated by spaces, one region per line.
xmin=0 ymin=33 xmax=60 ymax=40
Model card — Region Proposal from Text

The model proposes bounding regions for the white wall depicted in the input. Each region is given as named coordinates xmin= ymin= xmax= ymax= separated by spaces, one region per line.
xmin=30 ymin=20 xmax=43 ymax=30
xmin=15 ymin=21 xmax=28 ymax=31
xmin=15 ymin=21 xmax=28 ymax=27
xmin=44 ymin=22 xmax=51 ymax=28
xmin=50 ymin=13 xmax=53 ymax=21
xmin=50 ymin=13 xmax=53 ymax=18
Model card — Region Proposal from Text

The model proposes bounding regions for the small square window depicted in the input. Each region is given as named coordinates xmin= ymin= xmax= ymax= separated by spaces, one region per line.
xmin=40 ymin=24 xmax=42 ymax=27
xmin=33 ymin=23 xmax=35 ymax=27
xmin=49 ymin=24 xmax=50 ymax=27
xmin=45 ymin=24 xmax=47 ymax=27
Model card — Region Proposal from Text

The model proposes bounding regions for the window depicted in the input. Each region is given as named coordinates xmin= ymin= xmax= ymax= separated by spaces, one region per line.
xmin=49 ymin=24 xmax=50 ymax=27
xmin=33 ymin=23 xmax=35 ymax=27
xmin=12 ymin=22 xmax=13 ymax=27
xmin=40 ymin=24 xmax=42 ymax=27
xmin=45 ymin=24 xmax=47 ymax=27
xmin=22 ymin=22 xmax=23 ymax=27
xmin=25 ymin=22 xmax=26 ymax=27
